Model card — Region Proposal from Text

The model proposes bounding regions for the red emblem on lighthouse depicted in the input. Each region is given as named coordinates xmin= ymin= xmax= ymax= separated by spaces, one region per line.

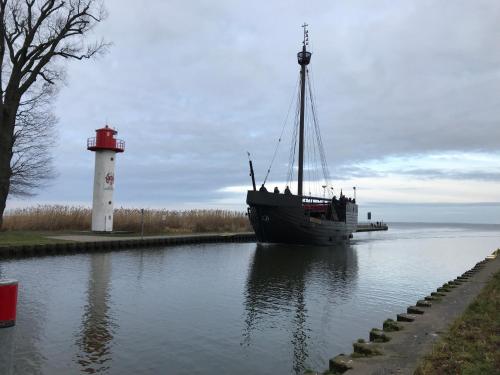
xmin=105 ymin=172 xmax=114 ymax=186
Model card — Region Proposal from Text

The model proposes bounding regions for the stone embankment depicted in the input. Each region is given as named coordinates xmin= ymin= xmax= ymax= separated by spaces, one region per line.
xmin=0 ymin=232 xmax=256 ymax=259
xmin=323 ymin=249 xmax=499 ymax=375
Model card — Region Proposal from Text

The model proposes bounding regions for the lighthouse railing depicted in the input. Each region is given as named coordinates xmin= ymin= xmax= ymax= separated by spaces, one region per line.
xmin=115 ymin=139 xmax=125 ymax=151
xmin=87 ymin=137 xmax=125 ymax=151
xmin=87 ymin=137 xmax=96 ymax=148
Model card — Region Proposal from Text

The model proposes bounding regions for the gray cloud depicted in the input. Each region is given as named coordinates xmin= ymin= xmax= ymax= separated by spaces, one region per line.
xmin=395 ymin=169 xmax=500 ymax=181
xmin=330 ymin=166 xmax=500 ymax=182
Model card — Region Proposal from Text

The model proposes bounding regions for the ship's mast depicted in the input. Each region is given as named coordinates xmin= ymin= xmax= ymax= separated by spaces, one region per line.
xmin=297 ymin=24 xmax=311 ymax=196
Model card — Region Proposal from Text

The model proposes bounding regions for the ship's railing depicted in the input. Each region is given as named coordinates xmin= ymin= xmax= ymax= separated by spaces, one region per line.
xmin=301 ymin=195 xmax=356 ymax=203
xmin=300 ymin=195 xmax=331 ymax=203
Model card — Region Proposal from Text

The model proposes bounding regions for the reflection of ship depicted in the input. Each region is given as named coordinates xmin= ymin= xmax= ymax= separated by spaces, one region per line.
xmin=76 ymin=253 xmax=115 ymax=373
xmin=242 ymin=243 xmax=358 ymax=374
xmin=246 ymin=25 xmax=358 ymax=245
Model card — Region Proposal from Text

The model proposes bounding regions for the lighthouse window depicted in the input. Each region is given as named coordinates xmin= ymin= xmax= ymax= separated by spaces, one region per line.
xmin=110 ymin=157 xmax=114 ymax=161
xmin=108 ymin=201 xmax=112 ymax=205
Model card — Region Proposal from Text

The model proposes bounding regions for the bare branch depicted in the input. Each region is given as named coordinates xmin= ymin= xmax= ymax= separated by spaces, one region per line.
xmin=10 ymin=81 xmax=58 ymax=196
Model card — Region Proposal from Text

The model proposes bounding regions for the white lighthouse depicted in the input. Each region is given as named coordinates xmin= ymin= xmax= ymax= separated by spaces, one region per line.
xmin=87 ymin=125 xmax=125 ymax=232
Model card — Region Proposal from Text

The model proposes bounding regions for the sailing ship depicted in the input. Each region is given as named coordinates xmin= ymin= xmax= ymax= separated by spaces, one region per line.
xmin=246 ymin=25 xmax=358 ymax=245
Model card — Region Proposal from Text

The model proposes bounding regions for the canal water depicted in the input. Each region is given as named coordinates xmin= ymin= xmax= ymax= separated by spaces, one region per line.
xmin=0 ymin=223 xmax=499 ymax=374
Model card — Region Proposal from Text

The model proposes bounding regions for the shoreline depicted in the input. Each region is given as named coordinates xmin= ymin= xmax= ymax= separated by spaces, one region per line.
xmin=320 ymin=249 xmax=499 ymax=375
xmin=0 ymin=232 xmax=257 ymax=259
xmin=0 ymin=225 xmax=388 ymax=257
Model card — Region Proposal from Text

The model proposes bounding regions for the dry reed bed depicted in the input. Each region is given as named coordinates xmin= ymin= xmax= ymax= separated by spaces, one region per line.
xmin=3 ymin=205 xmax=252 ymax=233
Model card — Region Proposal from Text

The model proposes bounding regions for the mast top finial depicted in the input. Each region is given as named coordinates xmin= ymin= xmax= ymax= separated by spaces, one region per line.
xmin=297 ymin=23 xmax=311 ymax=65
xmin=301 ymin=23 xmax=309 ymax=47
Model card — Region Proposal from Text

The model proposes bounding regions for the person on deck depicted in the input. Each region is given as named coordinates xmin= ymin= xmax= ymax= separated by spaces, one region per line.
xmin=274 ymin=187 xmax=280 ymax=194
xmin=259 ymin=184 xmax=268 ymax=192
xmin=284 ymin=186 xmax=291 ymax=195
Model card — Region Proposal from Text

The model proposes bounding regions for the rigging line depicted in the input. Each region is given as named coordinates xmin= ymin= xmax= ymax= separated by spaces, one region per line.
xmin=307 ymin=69 xmax=331 ymax=185
xmin=287 ymin=98 xmax=299 ymax=186
xmin=263 ymin=75 xmax=300 ymax=186
xmin=311 ymin=119 xmax=320 ymax=196
xmin=309 ymin=93 xmax=317 ymax=195
xmin=309 ymin=79 xmax=319 ymax=197
xmin=309 ymin=85 xmax=328 ymax=184
xmin=312 ymin=116 xmax=321 ymax=196
xmin=309 ymin=77 xmax=322 ymax=190
xmin=304 ymin=87 xmax=312 ymax=196
xmin=308 ymin=68 xmax=329 ymax=182
xmin=287 ymin=114 xmax=296 ymax=184
xmin=287 ymin=76 xmax=301 ymax=187
xmin=305 ymin=89 xmax=313 ymax=196
xmin=286 ymin=93 xmax=296 ymax=184
xmin=305 ymin=102 xmax=309 ymax=195
xmin=311 ymin=82 xmax=330 ymax=186
xmin=304 ymin=82 xmax=309 ymax=195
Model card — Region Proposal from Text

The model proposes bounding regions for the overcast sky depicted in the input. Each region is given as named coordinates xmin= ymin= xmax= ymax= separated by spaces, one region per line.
xmin=7 ymin=0 xmax=500 ymax=223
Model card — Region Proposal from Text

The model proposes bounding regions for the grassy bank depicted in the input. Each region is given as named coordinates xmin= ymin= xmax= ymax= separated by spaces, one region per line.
xmin=415 ymin=268 xmax=500 ymax=374
xmin=2 ymin=205 xmax=252 ymax=234
xmin=0 ymin=231 xmax=72 ymax=246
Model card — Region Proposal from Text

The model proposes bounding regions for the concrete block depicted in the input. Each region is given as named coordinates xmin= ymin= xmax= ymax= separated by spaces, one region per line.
xmin=383 ymin=318 xmax=404 ymax=332
xmin=329 ymin=354 xmax=354 ymax=373
xmin=437 ymin=287 xmax=451 ymax=293
xmin=431 ymin=292 xmax=446 ymax=297
xmin=397 ymin=313 xmax=417 ymax=322
xmin=353 ymin=341 xmax=382 ymax=356
xmin=416 ymin=300 xmax=432 ymax=308
xmin=407 ymin=306 xmax=425 ymax=314
xmin=370 ymin=328 xmax=391 ymax=342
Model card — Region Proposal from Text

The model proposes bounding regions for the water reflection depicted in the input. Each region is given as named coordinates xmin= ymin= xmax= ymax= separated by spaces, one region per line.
xmin=243 ymin=243 xmax=358 ymax=373
xmin=75 ymin=253 xmax=115 ymax=374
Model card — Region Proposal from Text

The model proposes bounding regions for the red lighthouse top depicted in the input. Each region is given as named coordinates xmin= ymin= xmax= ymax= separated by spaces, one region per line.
xmin=87 ymin=125 xmax=125 ymax=153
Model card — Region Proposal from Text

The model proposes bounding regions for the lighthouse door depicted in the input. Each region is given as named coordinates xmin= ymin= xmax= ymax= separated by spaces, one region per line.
xmin=104 ymin=215 xmax=113 ymax=232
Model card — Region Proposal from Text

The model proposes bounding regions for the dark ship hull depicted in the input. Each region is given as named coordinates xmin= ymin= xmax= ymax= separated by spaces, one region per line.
xmin=247 ymin=191 xmax=358 ymax=246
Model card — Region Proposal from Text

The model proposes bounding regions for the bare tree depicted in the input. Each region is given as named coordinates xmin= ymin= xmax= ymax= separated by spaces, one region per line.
xmin=0 ymin=0 xmax=108 ymax=227
xmin=10 ymin=81 xmax=57 ymax=196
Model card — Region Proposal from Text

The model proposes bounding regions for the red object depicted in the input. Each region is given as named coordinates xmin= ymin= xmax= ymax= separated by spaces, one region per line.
xmin=0 ymin=279 xmax=18 ymax=328
xmin=303 ymin=203 xmax=329 ymax=212
xmin=87 ymin=125 xmax=125 ymax=153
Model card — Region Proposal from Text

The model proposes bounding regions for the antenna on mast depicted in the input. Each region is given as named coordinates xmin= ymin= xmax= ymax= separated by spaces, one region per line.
xmin=301 ymin=23 xmax=309 ymax=46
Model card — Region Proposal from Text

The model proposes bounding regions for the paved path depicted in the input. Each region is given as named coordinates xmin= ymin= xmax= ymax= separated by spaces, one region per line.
xmin=47 ymin=225 xmax=387 ymax=243
xmin=339 ymin=253 xmax=499 ymax=374
xmin=46 ymin=232 xmax=255 ymax=242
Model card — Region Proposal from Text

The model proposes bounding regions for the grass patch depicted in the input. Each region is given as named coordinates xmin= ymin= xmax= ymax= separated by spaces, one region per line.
xmin=0 ymin=231 xmax=71 ymax=246
xmin=415 ymin=269 xmax=500 ymax=374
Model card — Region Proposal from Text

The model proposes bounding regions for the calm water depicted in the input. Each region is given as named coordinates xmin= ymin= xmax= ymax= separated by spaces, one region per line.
xmin=0 ymin=223 xmax=499 ymax=374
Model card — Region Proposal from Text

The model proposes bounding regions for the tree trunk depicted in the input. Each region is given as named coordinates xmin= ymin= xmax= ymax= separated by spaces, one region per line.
xmin=0 ymin=101 xmax=18 ymax=229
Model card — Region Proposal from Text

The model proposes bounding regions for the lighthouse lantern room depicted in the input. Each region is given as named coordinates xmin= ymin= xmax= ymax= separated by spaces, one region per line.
xmin=87 ymin=125 xmax=125 ymax=232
